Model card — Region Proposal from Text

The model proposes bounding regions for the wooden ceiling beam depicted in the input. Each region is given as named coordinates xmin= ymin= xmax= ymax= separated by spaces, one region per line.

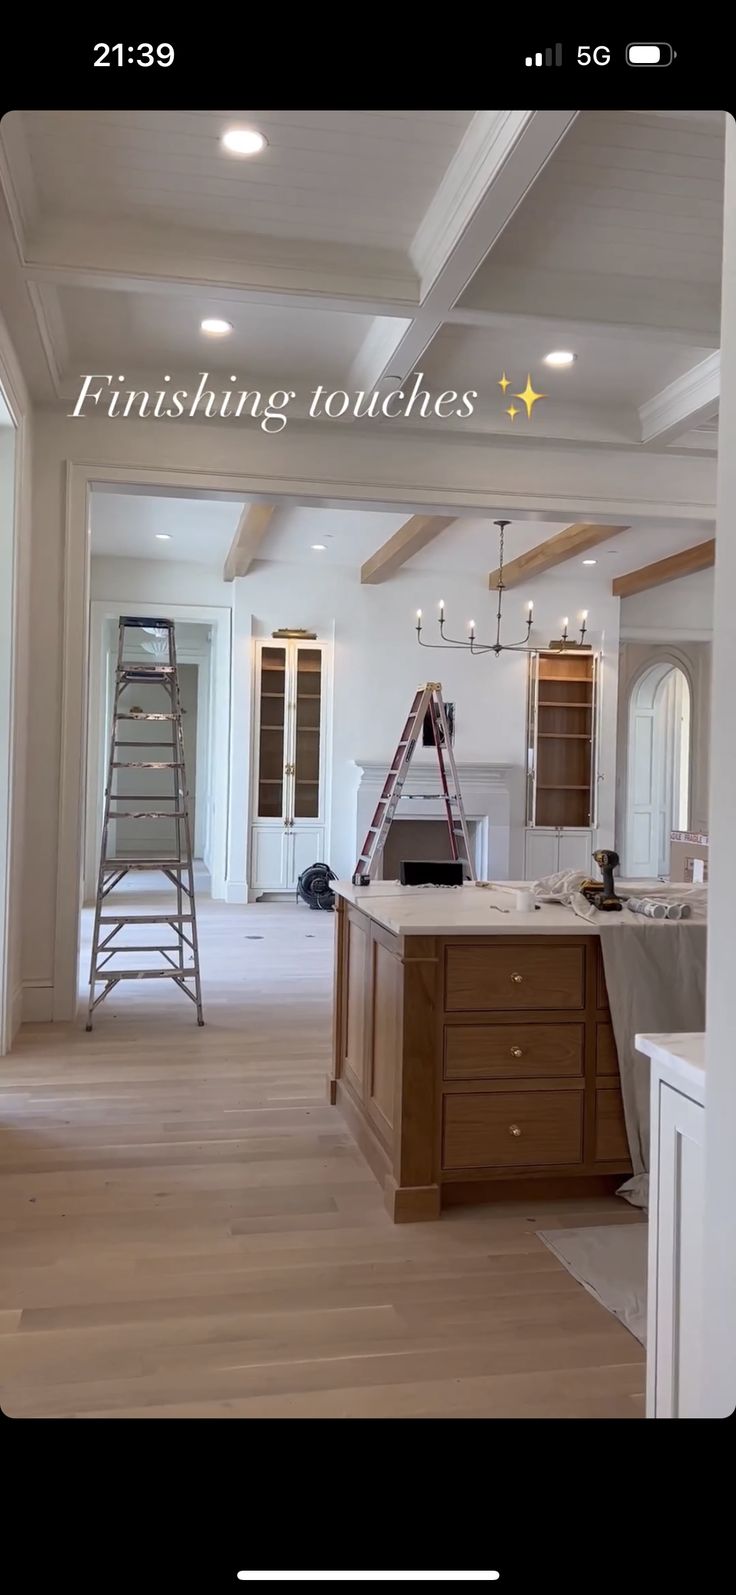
xmin=223 ymin=503 xmax=276 ymax=581
xmin=360 ymin=515 xmax=456 ymax=584
xmin=612 ymin=539 xmax=715 ymax=599
xmin=488 ymin=523 xmax=630 ymax=590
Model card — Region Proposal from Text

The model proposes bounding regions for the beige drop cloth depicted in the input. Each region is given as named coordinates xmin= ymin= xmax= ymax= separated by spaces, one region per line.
xmin=533 ymin=873 xmax=707 ymax=1210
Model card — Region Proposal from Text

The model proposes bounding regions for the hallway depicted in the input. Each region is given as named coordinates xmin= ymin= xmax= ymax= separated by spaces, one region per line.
xmin=0 ymin=898 xmax=645 ymax=1418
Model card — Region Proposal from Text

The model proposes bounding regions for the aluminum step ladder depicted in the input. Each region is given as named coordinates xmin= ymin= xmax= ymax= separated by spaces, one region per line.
xmin=354 ymin=682 xmax=475 ymax=882
xmin=86 ymin=616 xmax=204 ymax=1029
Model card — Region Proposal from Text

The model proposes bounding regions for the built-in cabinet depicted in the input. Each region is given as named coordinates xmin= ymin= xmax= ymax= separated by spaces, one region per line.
xmin=249 ymin=638 xmax=329 ymax=894
xmin=524 ymin=648 xmax=600 ymax=880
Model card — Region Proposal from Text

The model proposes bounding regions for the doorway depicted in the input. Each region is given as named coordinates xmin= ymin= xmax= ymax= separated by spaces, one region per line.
xmin=625 ymin=662 xmax=691 ymax=878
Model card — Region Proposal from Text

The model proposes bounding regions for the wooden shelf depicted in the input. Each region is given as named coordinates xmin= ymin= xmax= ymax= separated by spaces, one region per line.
xmin=538 ymin=733 xmax=591 ymax=740
xmin=538 ymin=784 xmax=590 ymax=791
xmin=538 ymin=700 xmax=591 ymax=708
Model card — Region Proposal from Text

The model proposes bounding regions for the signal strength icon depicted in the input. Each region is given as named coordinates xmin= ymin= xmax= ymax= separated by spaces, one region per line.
xmin=525 ymin=45 xmax=563 ymax=66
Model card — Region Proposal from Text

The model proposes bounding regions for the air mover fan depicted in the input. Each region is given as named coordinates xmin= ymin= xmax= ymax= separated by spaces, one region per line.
xmin=296 ymin=862 xmax=337 ymax=911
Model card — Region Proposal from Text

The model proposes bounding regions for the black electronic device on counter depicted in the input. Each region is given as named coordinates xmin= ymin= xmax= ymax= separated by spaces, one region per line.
xmin=399 ymin=859 xmax=464 ymax=887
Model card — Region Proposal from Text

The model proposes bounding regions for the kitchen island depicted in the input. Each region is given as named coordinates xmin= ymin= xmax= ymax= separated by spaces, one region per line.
xmin=330 ymin=881 xmax=658 ymax=1221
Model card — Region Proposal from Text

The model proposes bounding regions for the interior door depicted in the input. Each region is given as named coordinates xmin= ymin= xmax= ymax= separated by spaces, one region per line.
xmin=627 ymin=674 xmax=666 ymax=877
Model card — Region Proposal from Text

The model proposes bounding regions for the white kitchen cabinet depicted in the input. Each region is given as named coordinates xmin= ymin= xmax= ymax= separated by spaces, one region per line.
xmin=636 ymin=1033 xmax=706 ymax=1419
xmin=249 ymin=638 xmax=330 ymax=896
xmin=523 ymin=827 xmax=593 ymax=880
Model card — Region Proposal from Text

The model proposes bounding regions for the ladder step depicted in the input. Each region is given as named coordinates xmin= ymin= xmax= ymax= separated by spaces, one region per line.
xmin=91 ymin=968 xmax=196 ymax=982
xmin=99 ymin=914 xmax=193 ymax=924
xmin=103 ymin=859 xmax=189 ymax=870
xmin=119 ymin=663 xmax=175 ymax=675
xmin=107 ymin=810 xmax=187 ymax=819
xmin=120 ymin=615 xmax=175 ymax=629
xmin=92 ymin=937 xmax=186 ymax=950
xmin=111 ymin=761 xmax=183 ymax=769
xmin=116 ymin=713 xmax=177 ymax=722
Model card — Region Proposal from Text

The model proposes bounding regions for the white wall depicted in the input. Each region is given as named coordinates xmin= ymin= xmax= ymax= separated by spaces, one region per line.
xmin=702 ymin=113 xmax=736 ymax=1418
xmin=621 ymin=567 xmax=713 ymax=640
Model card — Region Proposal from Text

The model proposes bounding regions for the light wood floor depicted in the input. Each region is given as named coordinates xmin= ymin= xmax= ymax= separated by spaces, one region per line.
xmin=0 ymin=896 xmax=645 ymax=1418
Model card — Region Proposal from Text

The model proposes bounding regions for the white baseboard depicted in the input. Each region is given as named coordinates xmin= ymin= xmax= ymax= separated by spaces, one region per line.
xmin=22 ymin=980 xmax=54 ymax=1022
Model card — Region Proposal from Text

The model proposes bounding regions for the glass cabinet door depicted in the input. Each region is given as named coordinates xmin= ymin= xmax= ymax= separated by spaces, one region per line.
xmin=293 ymin=646 xmax=322 ymax=818
xmin=257 ymin=645 xmax=287 ymax=818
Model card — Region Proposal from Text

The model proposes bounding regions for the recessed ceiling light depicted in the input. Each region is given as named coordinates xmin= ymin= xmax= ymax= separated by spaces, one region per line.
xmin=582 ymin=558 xmax=597 ymax=565
xmin=155 ymin=533 xmax=172 ymax=541
xmin=200 ymin=318 xmax=233 ymax=336
xmin=311 ymin=543 xmax=327 ymax=551
xmin=544 ymin=350 xmax=576 ymax=367
xmin=222 ymin=128 xmax=267 ymax=156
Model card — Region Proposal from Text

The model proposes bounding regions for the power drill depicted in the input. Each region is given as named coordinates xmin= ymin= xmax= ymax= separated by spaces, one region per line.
xmin=580 ymin=848 xmax=622 ymax=912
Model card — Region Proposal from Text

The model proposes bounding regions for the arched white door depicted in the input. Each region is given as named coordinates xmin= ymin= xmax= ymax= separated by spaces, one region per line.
xmin=626 ymin=663 xmax=691 ymax=878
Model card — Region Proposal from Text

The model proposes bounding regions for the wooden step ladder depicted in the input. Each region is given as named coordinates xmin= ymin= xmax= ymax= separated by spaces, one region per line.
xmin=86 ymin=616 xmax=204 ymax=1029
xmin=354 ymin=683 xmax=475 ymax=882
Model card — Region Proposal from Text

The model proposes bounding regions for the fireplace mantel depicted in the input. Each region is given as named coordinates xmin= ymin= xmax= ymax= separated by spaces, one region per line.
xmin=354 ymin=759 xmax=512 ymax=879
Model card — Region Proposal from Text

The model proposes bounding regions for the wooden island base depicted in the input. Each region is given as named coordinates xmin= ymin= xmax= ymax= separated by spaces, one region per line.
xmin=330 ymin=894 xmax=631 ymax=1222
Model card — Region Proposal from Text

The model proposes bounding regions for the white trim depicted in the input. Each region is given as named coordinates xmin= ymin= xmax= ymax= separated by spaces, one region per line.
xmin=0 ymin=314 xmax=30 ymax=1053
xmin=639 ymin=351 xmax=720 ymax=446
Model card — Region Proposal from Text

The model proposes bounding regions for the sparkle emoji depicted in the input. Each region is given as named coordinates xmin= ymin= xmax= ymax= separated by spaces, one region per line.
xmin=498 ymin=371 xmax=511 ymax=394
xmin=506 ymin=403 xmax=520 ymax=420
xmin=515 ymin=375 xmax=546 ymax=419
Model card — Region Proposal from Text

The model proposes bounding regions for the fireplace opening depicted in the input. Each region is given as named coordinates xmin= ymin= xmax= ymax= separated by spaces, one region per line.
xmin=381 ymin=818 xmax=478 ymax=880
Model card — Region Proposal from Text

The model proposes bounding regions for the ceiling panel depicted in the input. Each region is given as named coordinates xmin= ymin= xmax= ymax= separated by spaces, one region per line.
xmin=90 ymin=492 xmax=244 ymax=563
xmin=59 ymin=285 xmax=374 ymax=379
xmin=475 ymin=110 xmax=726 ymax=285
xmin=15 ymin=109 xmax=473 ymax=248
xmin=421 ymin=322 xmax=711 ymax=406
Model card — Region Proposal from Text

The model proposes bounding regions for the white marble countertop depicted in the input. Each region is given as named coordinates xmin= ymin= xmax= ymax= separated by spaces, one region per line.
xmin=333 ymin=880 xmax=704 ymax=938
xmin=635 ymin=1032 xmax=706 ymax=1101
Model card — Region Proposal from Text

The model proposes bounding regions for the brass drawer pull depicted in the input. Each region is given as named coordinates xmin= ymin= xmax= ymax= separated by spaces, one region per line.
xmin=510 ymin=1046 xmax=523 ymax=1058
xmin=511 ymin=972 xmax=523 ymax=984
xmin=509 ymin=1123 xmax=522 ymax=1137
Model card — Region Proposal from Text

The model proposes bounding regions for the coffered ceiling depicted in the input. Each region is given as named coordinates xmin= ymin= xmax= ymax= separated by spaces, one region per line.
xmin=0 ymin=106 xmax=724 ymax=463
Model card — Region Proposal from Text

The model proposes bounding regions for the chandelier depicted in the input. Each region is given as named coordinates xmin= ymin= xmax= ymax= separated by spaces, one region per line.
xmin=415 ymin=519 xmax=588 ymax=656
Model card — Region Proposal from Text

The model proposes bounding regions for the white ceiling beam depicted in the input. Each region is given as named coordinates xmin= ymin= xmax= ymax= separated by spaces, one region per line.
xmin=223 ymin=503 xmax=276 ymax=581
xmin=348 ymin=110 xmax=579 ymax=392
xmin=444 ymin=304 xmax=721 ymax=350
xmin=639 ymin=352 xmax=720 ymax=446
xmin=456 ymin=264 xmax=722 ymax=349
xmin=19 ymin=217 xmax=420 ymax=317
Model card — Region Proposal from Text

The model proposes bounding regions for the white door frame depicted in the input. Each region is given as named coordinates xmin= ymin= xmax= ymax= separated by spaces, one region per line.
xmin=0 ymin=347 xmax=28 ymax=1055
xmin=85 ymin=599 xmax=231 ymax=913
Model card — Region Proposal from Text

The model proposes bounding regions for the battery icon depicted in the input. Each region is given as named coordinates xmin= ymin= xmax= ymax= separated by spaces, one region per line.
xmin=626 ymin=42 xmax=675 ymax=65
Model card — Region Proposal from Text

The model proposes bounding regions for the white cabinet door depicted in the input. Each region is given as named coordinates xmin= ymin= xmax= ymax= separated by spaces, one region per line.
xmin=288 ymin=826 xmax=326 ymax=890
xmin=558 ymin=829 xmax=593 ymax=873
xmin=524 ymin=829 xmax=559 ymax=880
xmin=250 ymin=825 xmax=288 ymax=890
xmin=648 ymin=1082 xmax=705 ymax=1418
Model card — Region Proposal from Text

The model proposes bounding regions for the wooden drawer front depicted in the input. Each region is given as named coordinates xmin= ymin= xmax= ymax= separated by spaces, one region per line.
xmin=444 ymin=1023 xmax=584 ymax=1081
xmin=595 ymin=1088 xmax=630 ymax=1163
xmin=442 ymin=1090 xmax=583 ymax=1171
xmin=445 ymin=944 xmax=584 ymax=1012
xmin=596 ymin=1022 xmax=619 ymax=1079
